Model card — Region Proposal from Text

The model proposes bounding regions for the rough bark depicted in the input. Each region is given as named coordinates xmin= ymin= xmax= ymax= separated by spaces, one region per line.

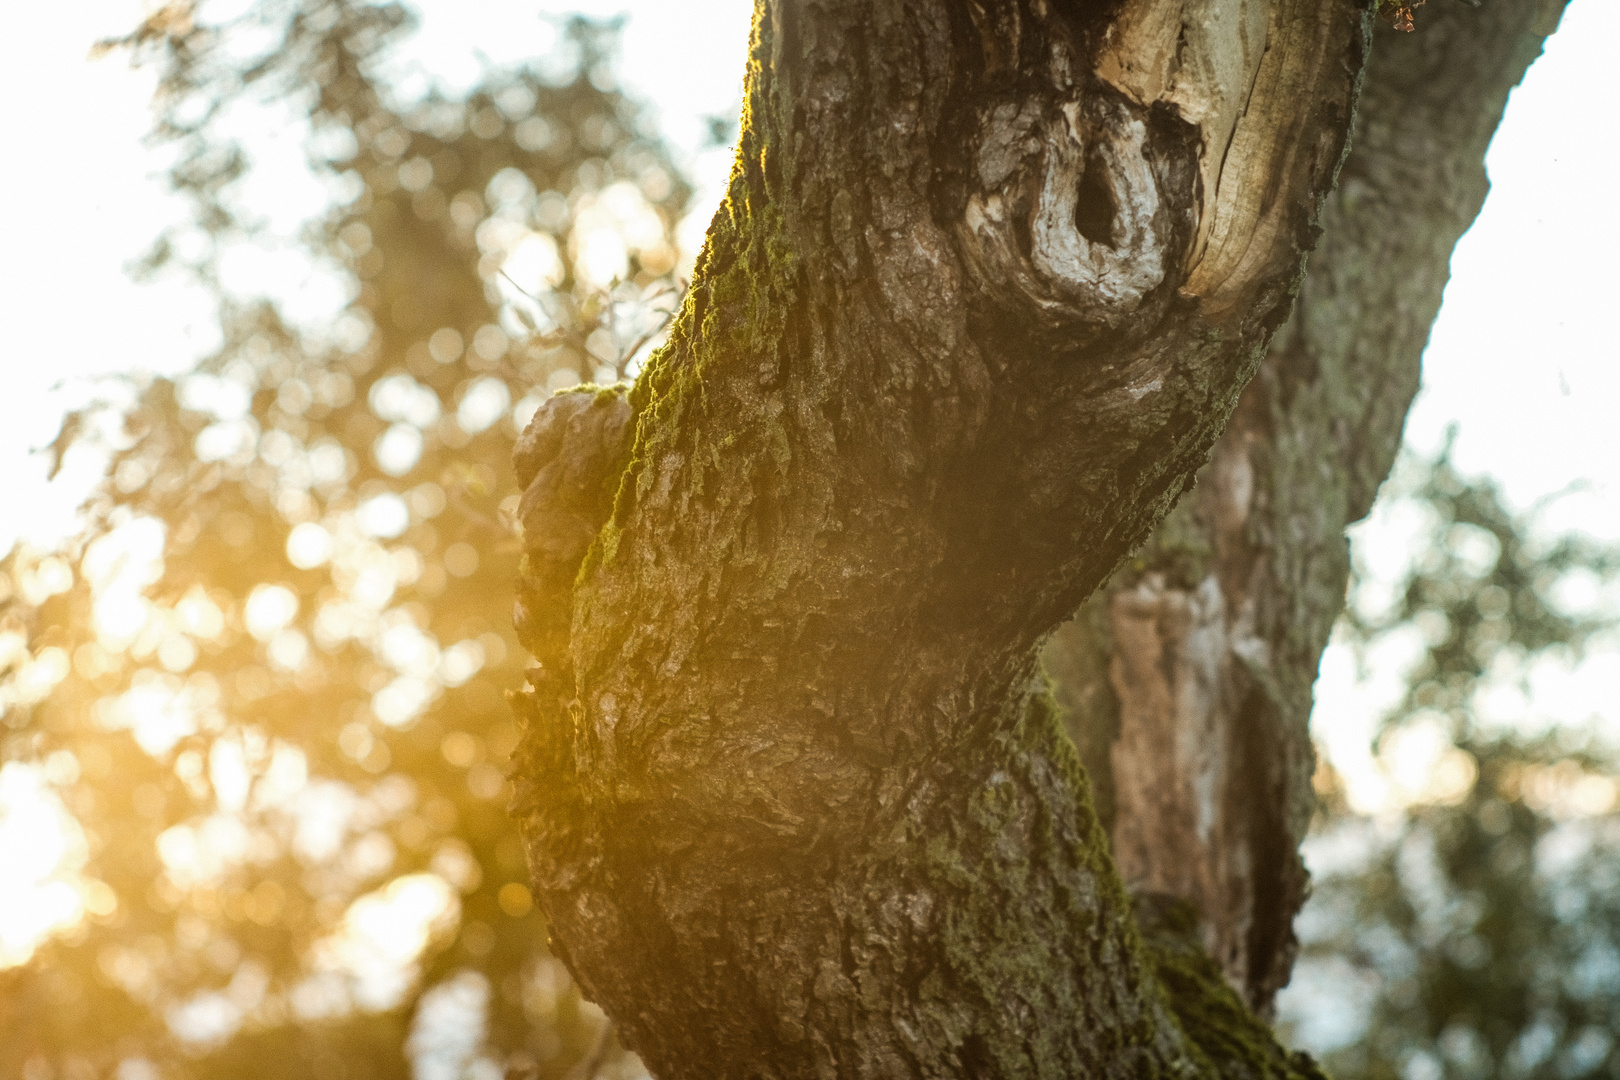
xmin=508 ymin=0 xmax=1369 ymax=1076
xmin=1044 ymin=0 xmax=1571 ymax=1014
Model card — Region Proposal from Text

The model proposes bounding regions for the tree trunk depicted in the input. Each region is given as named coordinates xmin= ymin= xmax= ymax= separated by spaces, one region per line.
xmin=507 ymin=0 xmax=1373 ymax=1075
xmin=1044 ymin=0 xmax=1569 ymax=1015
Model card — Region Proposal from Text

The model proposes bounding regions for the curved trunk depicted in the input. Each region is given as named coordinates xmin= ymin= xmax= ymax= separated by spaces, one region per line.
xmin=1045 ymin=0 xmax=1571 ymax=1014
xmin=508 ymin=0 xmax=1369 ymax=1075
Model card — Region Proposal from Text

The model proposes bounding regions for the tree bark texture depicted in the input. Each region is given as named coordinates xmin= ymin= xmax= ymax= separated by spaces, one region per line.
xmin=1043 ymin=0 xmax=1570 ymax=1015
xmin=508 ymin=0 xmax=1370 ymax=1075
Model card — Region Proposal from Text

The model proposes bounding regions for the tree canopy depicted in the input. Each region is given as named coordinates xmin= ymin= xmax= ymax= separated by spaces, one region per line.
xmin=3 ymin=5 xmax=686 ymax=1077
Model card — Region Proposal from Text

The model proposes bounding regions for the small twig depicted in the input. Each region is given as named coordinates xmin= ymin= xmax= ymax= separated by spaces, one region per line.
xmin=614 ymin=289 xmax=683 ymax=378
xmin=495 ymin=274 xmax=686 ymax=382
xmin=615 ymin=321 xmax=669 ymax=379
xmin=498 ymin=267 xmax=545 ymax=303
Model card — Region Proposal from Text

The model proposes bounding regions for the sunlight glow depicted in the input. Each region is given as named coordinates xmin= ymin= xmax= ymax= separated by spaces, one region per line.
xmin=317 ymin=872 xmax=459 ymax=1011
xmin=369 ymin=373 xmax=442 ymax=429
xmin=1511 ymin=760 xmax=1620 ymax=819
xmin=84 ymin=518 xmax=167 ymax=646
xmin=101 ymin=673 xmax=205 ymax=757
xmin=407 ymin=970 xmax=500 ymax=1080
xmin=378 ymin=615 xmax=441 ymax=675
xmin=1379 ymin=720 xmax=1479 ymax=808
xmin=0 ymin=763 xmax=91 ymax=968
xmin=512 ymin=390 xmax=546 ymax=434
xmin=244 ymin=584 xmax=299 ymax=641
xmin=166 ymin=960 xmax=270 ymax=1048
xmin=455 ymin=377 xmax=511 ymax=435
xmin=437 ymin=639 xmax=485 ymax=687
xmin=251 ymin=742 xmax=309 ymax=811
xmin=290 ymin=780 xmax=362 ymax=863
xmin=373 ymin=675 xmax=438 ymax=729
xmin=357 ymin=494 xmax=410 ymax=540
xmin=286 ymin=522 xmax=334 ymax=569
xmin=267 ymin=628 xmax=309 ymax=670
xmin=574 ymin=228 xmax=628 ymax=289
xmin=16 ymin=554 xmax=73 ymax=606
xmin=210 ymin=738 xmax=252 ymax=812
xmin=195 ymin=418 xmax=260 ymax=465
xmin=156 ymin=814 xmax=252 ymax=890
xmin=6 ymin=646 xmax=71 ymax=706
xmin=374 ymin=422 xmax=426 ymax=476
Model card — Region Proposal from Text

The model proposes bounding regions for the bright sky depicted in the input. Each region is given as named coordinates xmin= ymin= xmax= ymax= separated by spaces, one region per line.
xmin=0 ymin=0 xmax=754 ymax=553
xmin=0 ymin=0 xmax=1615 ymax=805
xmin=1309 ymin=0 xmax=1620 ymax=810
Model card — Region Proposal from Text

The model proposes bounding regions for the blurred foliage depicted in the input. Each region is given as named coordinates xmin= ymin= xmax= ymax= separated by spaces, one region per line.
xmin=1283 ymin=441 xmax=1620 ymax=1080
xmin=0 ymin=1 xmax=690 ymax=1077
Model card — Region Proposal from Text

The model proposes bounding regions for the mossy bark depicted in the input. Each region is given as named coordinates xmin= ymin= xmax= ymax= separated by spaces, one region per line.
xmin=1045 ymin=0 xmax=1571 ymax=1013
xmin=508 ymin=0 xmax=1371 ymax=1075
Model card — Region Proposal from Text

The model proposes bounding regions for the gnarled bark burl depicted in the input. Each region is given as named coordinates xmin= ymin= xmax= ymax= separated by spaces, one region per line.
xmin=510 ymin=0 xmax=1368 ymax=1074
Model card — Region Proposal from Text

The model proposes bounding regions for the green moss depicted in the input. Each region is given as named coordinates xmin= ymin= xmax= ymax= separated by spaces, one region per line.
xmin=1041 ymin=607 xmax=1122 ymax=835
xmin=575 ymin=521 xmax=620 ymax=590
xmin=1121 ymin=495 xmax=1215 ymax=590
xmin=1137 ymin=894 xmax=1331 ymax=1080
xmin=883 ymin=687 xmax=1211 ymax=1074
xmin=893 ymin=687 xmax=1327 ymax=1077
xmin=595 ymin=1 xmax=802 ymax=554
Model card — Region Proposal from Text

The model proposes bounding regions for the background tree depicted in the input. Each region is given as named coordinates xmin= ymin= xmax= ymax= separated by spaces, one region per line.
xmin=1281 ymin=446 xmax=1620 ymax=1080
xmin=0 ymin=3 xmax=685 ymax=1077
xmin=1042 ymin=0 xmax=1571 ymax=1013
